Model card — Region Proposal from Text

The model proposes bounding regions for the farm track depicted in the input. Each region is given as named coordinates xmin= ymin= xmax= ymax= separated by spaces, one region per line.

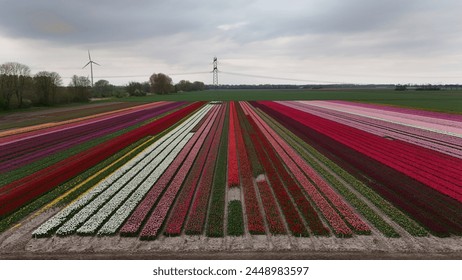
xmin=0 ymin=100 xmax=461 ymax=259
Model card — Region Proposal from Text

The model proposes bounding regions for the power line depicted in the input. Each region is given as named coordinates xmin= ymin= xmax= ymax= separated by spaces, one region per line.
xmin=220 ymin=71 xmax=351 ymax=84
xmin=168 ymin=71 xmax=211 ymax=76
xmin=63 ymin=72 xmax=211 ymax=79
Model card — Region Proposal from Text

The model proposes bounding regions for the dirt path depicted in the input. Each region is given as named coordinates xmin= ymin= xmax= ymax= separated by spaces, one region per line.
xmin=1 ymin=206 xmax=461 ymax=260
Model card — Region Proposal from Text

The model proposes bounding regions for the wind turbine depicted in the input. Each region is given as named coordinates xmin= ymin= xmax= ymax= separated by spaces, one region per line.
xmin=83 ymin=50 xmax=100 ymax=87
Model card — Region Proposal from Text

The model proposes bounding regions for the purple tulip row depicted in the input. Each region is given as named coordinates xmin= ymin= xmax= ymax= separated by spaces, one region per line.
xmin=0 ymin=102 xmax=186 ymax=173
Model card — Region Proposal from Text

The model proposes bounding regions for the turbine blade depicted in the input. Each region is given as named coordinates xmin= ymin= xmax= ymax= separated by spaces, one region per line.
xmin=93 ymin=61 xmax=101 ymax=66
xmin=83 ymin=61 xmax=91 ymax=68
xmin=88 ymin=50 xmax=91 ymax=61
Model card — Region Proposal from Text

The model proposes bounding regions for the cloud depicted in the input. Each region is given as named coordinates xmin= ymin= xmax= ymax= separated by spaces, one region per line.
xmin=0 ymin=0 xmax=461 ymax=85
xmin=217 ymin=22 xmax=248 ymax=31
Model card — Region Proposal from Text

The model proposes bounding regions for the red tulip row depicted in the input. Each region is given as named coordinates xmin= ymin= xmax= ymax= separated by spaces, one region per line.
xmin=247 ymin=124 xmax=308 ymax=236
xmin=255 ymin=179 xmax=287 ymax=235
xmin=246 ymin=103 xmax=370 ymax=234
xmin=236 ymin=103 xmax=286 ymax=235
xmin=119 ymin=104 xmax=218 ymax=236
xmin=242 ymin=102 xmax=359 ymax=236
xmin=232 ymin=102 xmax=265 ymax=234
xmin=253 ymin=101 xmax=462 ymax=236
xmin=0 ymin=102 xmax=205 ymax=218
xmin=242 ymin=103 xmax=329 ymax=235
xmin=268 ymin=102 xmax=462 ymax=202
xmin=227 ymin=101 xmax=240 ymax=187
xmin=163 ymin=104 xmax=225 ymax=236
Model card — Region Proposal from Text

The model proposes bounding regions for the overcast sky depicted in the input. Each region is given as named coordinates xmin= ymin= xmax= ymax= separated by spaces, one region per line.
xmin=1 ymin=0 xmax=461 ymax=85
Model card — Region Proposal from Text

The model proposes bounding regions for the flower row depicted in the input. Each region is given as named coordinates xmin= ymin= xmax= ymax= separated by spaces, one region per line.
xmin=138 ymin=106 xmax=221 ymax=239
xmin=119 ymin=105 xmax=219 ymax=236
xmin=254 ymin=101 xmax=462 ymax=236
xmin=182 ymin=105 xmax=226 ymax=235
xmin=227 ymin=101 xmax=239 ymax=187
xmin=32 ymin=105 xmax=212 ymax=237
xmin=284 ymin=101 xmax=462 ymax=158
xmin=0 ymin=102 xmax=185 ymax=173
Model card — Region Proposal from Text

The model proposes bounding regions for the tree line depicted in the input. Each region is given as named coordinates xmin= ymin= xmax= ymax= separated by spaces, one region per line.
xmin=0 ymin=61 xmax=205 ymax=110
xmin=125 ymin=73 xmax=205 ymax=96
xmin=0 ymin=62 xmax=92 ymax=110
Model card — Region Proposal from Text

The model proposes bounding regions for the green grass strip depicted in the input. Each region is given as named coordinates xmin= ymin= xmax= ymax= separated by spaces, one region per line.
xmin=257 ymin=107 xmax=428 ymax=237
xmin=227 ymin=200 xmax=244 ymax=236
xmin=206 ymin=102 xmax=229 ymax=237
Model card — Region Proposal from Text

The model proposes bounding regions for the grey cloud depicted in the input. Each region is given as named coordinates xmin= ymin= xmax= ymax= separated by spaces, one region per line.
xmin=0 ymin=0 xmax=231 ymax=43
xmin=1 ymin=0 xmax=461 ymax=84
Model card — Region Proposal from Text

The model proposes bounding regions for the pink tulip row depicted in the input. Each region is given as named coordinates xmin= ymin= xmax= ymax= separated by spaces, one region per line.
xmin=310 ymin=116 xmax=461 ymax=201
xmin=227 ymin=102 xmax=240 ymax=187
xmin=255 ymin=179 xmax=287 ymax=235
xmin=286 ymin=101 xmax=462 ymax=158
xmin=246 ymin=115 xmax=328 ymax=236
xmin=240 ymin=102 xmax=356 ymax=236
xmin=237 ymin=104 xmax=287 ymax=235
xmin=330 ymin=100 xmax=462 ymax=122
xmin=309 ymin=101 xmax=462 ymax=134
xmin=164 ymin=104 xmax=226 ymax=236
xmin=247 ymin=124 xmax=309 ymax=236
xmin=139 ymin=106 xmax=221 ymax=239
xmin=253 ymin=101 xmax=462 ymax=236
xmin=233 ymin=102 xmax=265 ymax=234
xmin=119 ymin=105 xmax=220 ymax=236
xmin=283 ymin=101 xmax=462 ymax=159
xmin=244 ymin=104 xmax=330 ymax=235
xmin=244 ymin=101 xmax=370 ymax=235
xmin=279 ymin=101 xmax=462 ymax=195
xmin=183 ymin=104 xmax=226 ymax=235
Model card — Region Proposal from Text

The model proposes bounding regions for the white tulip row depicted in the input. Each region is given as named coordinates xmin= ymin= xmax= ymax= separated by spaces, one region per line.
xmin=76 ymin=132 xmax=195 ymax=235
xmin=97 ymin=134 xmax=193 ymax=235
xmin=57 ymin=105 xmax=211 ymax=236
xmin=32 ymin=104 xmax=212 ymax=237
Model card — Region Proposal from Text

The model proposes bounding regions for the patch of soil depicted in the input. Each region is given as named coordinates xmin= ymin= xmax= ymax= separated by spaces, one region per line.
xmin=1 ymin=208 xmax=461 ymax=260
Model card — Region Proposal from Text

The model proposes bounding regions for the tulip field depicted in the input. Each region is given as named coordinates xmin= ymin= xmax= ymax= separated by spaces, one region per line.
xmin=0 ymin=97 xmax=461 ymax=257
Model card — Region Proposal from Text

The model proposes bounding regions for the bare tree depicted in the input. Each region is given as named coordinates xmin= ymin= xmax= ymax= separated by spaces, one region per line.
xmin=149 ymin=73 xmax=173 ymax=94
xmin=69 ymin=75 xmax=91 ymax=102
xmin=69 ymin=75 xmax=91 ymax=88
xmin=34 ymin=71 xmax=62 ymax=105
xmin=0 ymin=62 xmax=31 ymax=109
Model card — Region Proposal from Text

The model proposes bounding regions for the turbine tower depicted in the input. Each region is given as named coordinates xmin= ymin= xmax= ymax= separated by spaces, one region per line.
xmin=212 ymin=57 xmax=218 ymax=87
xmin=83 ymin=50 xmax=100 ymax=87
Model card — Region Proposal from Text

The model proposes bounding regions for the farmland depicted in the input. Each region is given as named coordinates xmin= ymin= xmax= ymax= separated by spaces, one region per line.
xmin=0 ymin=90 xmax=461 ymax=259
